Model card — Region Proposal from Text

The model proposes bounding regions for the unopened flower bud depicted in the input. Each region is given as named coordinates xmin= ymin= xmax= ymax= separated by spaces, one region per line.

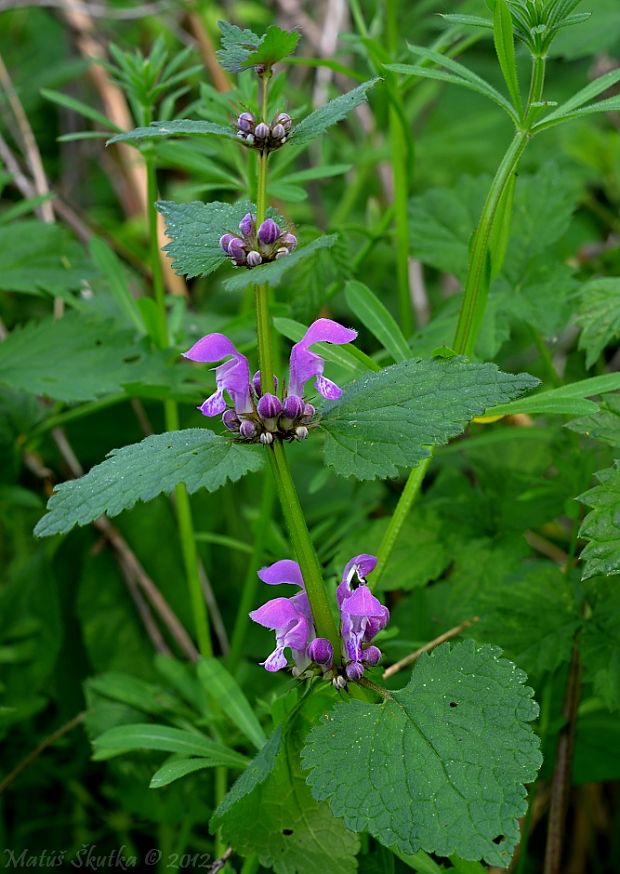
xmin=239 ymin=212 xmax=255 ymax=236
xmin=254 ymin=122 xmax=270 ymax=141
xmin=308 ymin=638 xmax=333 ymax=666
xmin=237 ymin=112 xmax=254 ymax=132
xmin=245 ymin=134 xmax=255 ymax=145
xmin=260 ymin=432 xmax=274 ymax=445
xmin=333 ymin=675 xmax=347 ymax=690
xmin=275 ymin=248 xmax=290 ymax=260
xmin=246 ymin=250 xmax=263 ymax=267
xmin=227 ymin=237 xmax=246 ymax=262
xmin=257 ymin=393 xmax=283 ymax=423
xmin=345 ymin=661 xmax=364 ymax=681
xmin=239 ymin=420 xmax=256 ymax=439
xmin=294 ymin=425 xmax=309 ymax=441
xmin=274 ymin=112 xmax=292 ymax=132
xmin=282 ymin=395 xmax=304 ymax=420
xmin=222 ymin=409 xmax=240 ymax=432
xmin=302 ymin=403 xmax=315 ymax=421
xmin=271 ymin=123 xmax=285 ymax=140
xmin=280 ymin=233 xmax=297 ymax=251
xmin=219 ymin=233 xmax=235 ymax=253
xmin=253 ymin=371 xmax=278 ymax=397
xmin=362 ymin=645 xmax=382 ymax=666
xmin=258 ymin=218 xmax=280 ymax=246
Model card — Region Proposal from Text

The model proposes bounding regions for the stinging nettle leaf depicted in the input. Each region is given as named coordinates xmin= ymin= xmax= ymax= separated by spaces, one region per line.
xmin=223 ymin=235 xmax=337 ymax=293
xmin=34 ymin=430 xmax=264 ymax=537
xmin=107 ymin=119 xmax=236 ymax=146
xmin=301 ymin=640 xmax=542 ymax=867
xmin=243 ymin=25 xmax=300 ymax=68
xmin=216 ymin=21 xmax=261 ymax=73
xmin=578 ymin=461 xmax=620 ymax=581
xmin=291 ymin=79 xmax=379 ymax=148
xmin=319 ymin=357 xmax=539 ymax=480
xmin=576 ymin=277 xmax=620 ymax=368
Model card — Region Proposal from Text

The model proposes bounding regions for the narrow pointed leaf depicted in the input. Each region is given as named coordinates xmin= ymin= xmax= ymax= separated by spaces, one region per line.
xmin=344 ymin=280 xmax=411 ymax=362
xmin=302 ymin=641 xmax=542 ymax=867
xmin=197 ymin=658 xmax=266 ymax=750
xmin=150 ymin=757 xmax=218 ymax=788
xmin=537 ymin=69 xmax=620 ymax=124
xmin=485 ymin=373 xmax=620 ymax=418
xmin=107 ymin=119 xmax=236 ymax=145
xmin=291 ymin=79 xmax=379 ymax=148
xmin=493 ymin=0 xmax=522 ymax=115
xmin=34 ymin=430 xmax=264 ymax=537
xmin=439 ymin=14 xmax=493 ymax=29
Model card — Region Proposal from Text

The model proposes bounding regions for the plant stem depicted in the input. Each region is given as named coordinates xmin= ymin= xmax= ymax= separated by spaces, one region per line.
xmin=372 ymin=457 xmax=431 ymax=590
xmin=269 ymin=441 xmax=341 ymax=655
xmin=386 ymin=0 xmax=415 ymax=337
xmin=143 ymin=131 xmax=212 ymax=657
xmin=255 ymin=72 xmax=276 ymax=393
xmin=228 ymin=475 xmax=276 ymax=671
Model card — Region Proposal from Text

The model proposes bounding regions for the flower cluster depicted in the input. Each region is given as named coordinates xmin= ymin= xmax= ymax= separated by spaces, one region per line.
xmin=219 ymin=213 xmax=297 ymax=269
xmin=236 ymin=111 xmax=291 ymax=151
xmin=183 ymin=318 xmax=357 ymax=444
xmin=249 ymin=554 xmax=389 ymax=682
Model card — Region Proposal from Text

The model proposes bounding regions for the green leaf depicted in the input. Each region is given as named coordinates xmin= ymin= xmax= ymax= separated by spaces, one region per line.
xmin=344 ymin=280 xmax=411 ymax=363
xmin=0 ymin=220 xmax=93 ymax=295
xmin=388 ymin=44 xmax=517 ymax=121
xmin=320 ymin=358 xmax=539 ymax=480
xmin=213 ymin=721 xmax=359 ymax=874
xmin=243 ymin=25 xmax=300 ymax=68
xmin=157 ymin=199 xmax=254 ymax=279
xmin=567 ymin=394 xmax=620 ymax=448
xmin=212 ymin=725 xmax=284 ymax=821
xmin=291 ymin=79 xmax=379 ymax=148
xmin=578 ymin=461 xmax=620 ymax=581
xmin=302 ymin=641 xmax=542 ymax=867
xmin=107 ymin=119 xmax=236 ymax=146
xmin=493 ymin=0 xmax=522 ymax=116
xmin=439 ymin=14 xmax=493 ymax=29
xmin=197 ymin=658 xmax=266 ymax=751
xmin=581 ymin=582 xmax=620 ymax=710
xmin=223 ymin=235 xmax=337 ymax=293
xmin=89 ymin=238 xmax=144 ymax=332
xmin=281 ymin=163 xmax=352 ymax=184
xmin=486 ymin=373 xmax=620 ymax=418
xmin=534 ymin=69 xmax=620 ymax=128
xmin=87 ymin=673 xmax=171 ymax=716
xmin=576 ymin=278 xmax=620 ymax=368
xmin=92 ymin=723 xmax=249 ymax=767
xmin=149 ymin=757 xmax=217 ymax=788
xmin=477 ymin=565 xmax=579 ymax=675
xmin=216 ymin=21 xmax=261 ymax=73
xmin=0 ymin=312 xmax=165 ymax=403
xmin=34 ymin=430 xmax=264 ymax=537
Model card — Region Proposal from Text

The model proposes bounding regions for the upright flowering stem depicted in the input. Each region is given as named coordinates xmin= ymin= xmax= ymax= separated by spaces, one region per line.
xmin=255 ymin=71 xmax=276 ymax=394
xmin=143 ymin=108 xmax=212 ymax=657
xmin=269 ymin=441 xmax=341 ymax=657
xmin=373 ymin=46 xmax=546 ymax=586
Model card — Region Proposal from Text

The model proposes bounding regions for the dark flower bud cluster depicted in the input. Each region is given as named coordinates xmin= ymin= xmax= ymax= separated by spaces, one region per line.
xmin=219 ymin=213 xmax=297 ymax=269
xmin=223 ymin=373 xmax=315 ymax=445
xmin=236 ymin=112 xmax=292 ymax=152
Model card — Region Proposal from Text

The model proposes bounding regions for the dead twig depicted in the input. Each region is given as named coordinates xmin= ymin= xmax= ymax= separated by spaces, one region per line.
xmin=383 ymin=616 xmax=480 ymax=680
xmin=0 ymin=0 xmax=172 ymax=17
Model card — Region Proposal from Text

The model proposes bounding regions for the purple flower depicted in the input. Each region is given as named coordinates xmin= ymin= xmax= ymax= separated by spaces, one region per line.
xmin=249 ymin=560 xmax=314 ymax=673
xmin=308 ymin=637 xmax=334 ymax=666
xmin=258 ymin=218 xmax=280 ymax=246
xmin=239 ymin=212 xmax=255 ymax=236
xmin=183 ymin=333 xmax=253 ymax=418
xmin=288 ymin=318 xmax=358 ymax=402
xmin=337 ymin=554 xmax=389 ymax=679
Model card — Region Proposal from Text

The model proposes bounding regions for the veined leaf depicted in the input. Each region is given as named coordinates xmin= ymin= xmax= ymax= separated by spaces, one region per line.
xmin=34 ymin=430 xmax=264 ymax=537
xmin=107 ymin=119 xmax=236 ymax=146
xmin=581 ymin=582 xmax=620 ymax=711
xmin=291 ymin=79 xmax=379 ymax=148
xmin=576 ymin=278 xmax=620 ymax=367
xmin=302 ymin=641 xmax=542 ymax=866
xmin=89 ymin=238 xmax=144 ymax=332
xmin=344 ymin=280 xmax=411 ymax=362
xmin=0 ymin=220 xmax=93 ymax=295
xmin=578 ymin=461 xmax=620 ymax=581
xmin=197 ymin=658 xmax=266 ymax=751
xmin=223 ymin=235 xmax=337 ymax=293
xmin=216 ymin=21 xmax=261 ymax=73
xmin=157 ymin=199 xmax=255 ymax=279
xmin=320 ymin=358 xmax=538 ymax=480
xmin=92 ymin=723 xmax=249 ymax=767
xmin=212 ymin=726 xmax=284 ymax=821
xmin=493 ymin=0 xmax=522 ymax=116
xmin=150 ymin=757 xmax=219 ymax=788
xmin=243 ymin=25 xmax=300 ymax=68
xmin=486 ymin=373 xmax=620 ymax=418
xmin=567 ymin=394 xmax=620 ymax=448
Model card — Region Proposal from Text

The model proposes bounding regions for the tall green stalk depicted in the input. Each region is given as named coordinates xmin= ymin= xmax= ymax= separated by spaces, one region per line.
xmin=143 ymin=117 xmax=212 ymax=658
xmin=373 ymin=48 xmax=547 ymax=582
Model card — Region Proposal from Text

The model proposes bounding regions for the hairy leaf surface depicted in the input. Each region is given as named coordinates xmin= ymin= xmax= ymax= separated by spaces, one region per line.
xmin=291 ymin=80 xmax=379 ymax=147
xmin=302 ymin=641 xmax=541 ymax=866
xmin=320 ymin=358 xmax=538 ymax=479
xmin=34 ymin=430 xmax=264 ymax=537
xmin=576 ymin=278 xmax=620 ymax=368
xmin=578 ymin=461 xmax=620 ymax=581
